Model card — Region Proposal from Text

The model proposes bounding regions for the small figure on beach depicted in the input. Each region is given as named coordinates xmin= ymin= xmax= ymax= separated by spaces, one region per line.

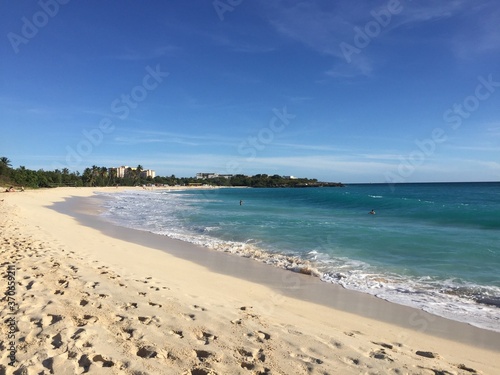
xmin=369 ymin=209 xmax=376 ymax=215
xmin=5 ymin=186 xmax=15 ymax=192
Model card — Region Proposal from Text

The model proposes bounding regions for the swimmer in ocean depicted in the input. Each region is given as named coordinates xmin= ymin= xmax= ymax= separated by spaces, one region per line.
xmin=369 ymin=209 xmax=376 ymax=215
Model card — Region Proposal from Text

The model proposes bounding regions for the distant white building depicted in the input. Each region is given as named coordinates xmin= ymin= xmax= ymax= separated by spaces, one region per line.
xmin=283 ymin=175 xmax=298 ymax=179
xmin=196 ymin=172 xmax=217 ymax=179
xmin=141 ymin=169 xmax=156 ymax=179
xmin=114 ymin=166 xmax=128 ymax=178
xmin=111 ymin=166 xmax=155 ymax=179
xmin=196 ymin=173 xmax=233 ymax=179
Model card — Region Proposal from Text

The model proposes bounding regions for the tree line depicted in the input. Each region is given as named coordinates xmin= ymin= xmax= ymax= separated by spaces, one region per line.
xmin=0 ymin=157 xmax=342 ymax=189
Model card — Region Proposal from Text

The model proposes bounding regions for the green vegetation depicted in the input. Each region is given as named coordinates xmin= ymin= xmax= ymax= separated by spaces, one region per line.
xmin=0 ymin=157 xmax=343 ymax=189
xmin=209 ymin=174 xmax=344 ymax=188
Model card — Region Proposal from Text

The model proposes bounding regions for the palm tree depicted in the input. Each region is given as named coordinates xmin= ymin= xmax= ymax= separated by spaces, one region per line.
xmin=108 ymin=167 xmax=117 ymax=186
xmin=82 ymin=168 xmax=92 ymax=186
xmin=88 ymin=165 xmax=99 ymax=186
xmin=99 ymin=166 xmax=108 ymax=186
xmin=0 ymin=156 xmax=12 ymax=168
xmin=0 ymin=156 xmax=12 ymax=177
xmin=135 ymin=164 xmax=143 ymax=185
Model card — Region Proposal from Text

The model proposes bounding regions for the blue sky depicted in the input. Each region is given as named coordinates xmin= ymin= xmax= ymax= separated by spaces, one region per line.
xmin=1 ymin=0 xmax=499 ymax=183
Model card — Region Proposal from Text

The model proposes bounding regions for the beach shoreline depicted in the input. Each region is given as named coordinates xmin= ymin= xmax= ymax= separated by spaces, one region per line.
xmin=1 ymin=187 xmax=499 ymax=374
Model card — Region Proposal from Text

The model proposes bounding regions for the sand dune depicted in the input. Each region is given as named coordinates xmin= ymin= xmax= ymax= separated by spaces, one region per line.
xmin=0 ymin=187 xmax=498 ymax=374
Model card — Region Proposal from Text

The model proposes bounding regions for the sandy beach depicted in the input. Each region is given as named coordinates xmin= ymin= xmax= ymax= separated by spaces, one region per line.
xmin=1 ymin=187 xmax=499 ymax=375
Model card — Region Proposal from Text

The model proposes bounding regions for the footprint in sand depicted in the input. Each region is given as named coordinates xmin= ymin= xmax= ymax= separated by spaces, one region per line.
xmin=415 ymin=350 xmax=439 ymax=359
xmin=240 ymin=308 xmax=259 ymax=319
xmin=138 ymin=316 xmax=160 ymax=325
xmin=72 ymin=315 xmax=98 ymax=327
xmin=194 ymin=330 xmax=217 ymax=345
xmin=370 ymin=349 xmax=394 ymax=362
xmin=85 ymin=281 xmax=99 ymax=289
xmin=69 ymin=265 xmax=79 ymax=273
xmin=457 ymin=363 xmax=477 ymax=373
xmin=137 ymin=345 xmax=158 ymax=359
xmin=344 ymin=330 xmax=362 ymax=337
xmin=42 ymin=357 xmax=56 ymax=373
xmin=246 ymin=330 xmax=271 ymax=343
xmin=238 ymin=347 xmax=266 ymax=363
xmin=44 ymin=314 xmax=63 ymax=326
xmin=191 ymin=305 xmax=207 ymax=311
xmin=71 ymin=328 xmax=86 ymax=340
xmin=372 ymin=341 xmax=395 ymax=350
xmin=329 ymin=339 xmax=343 ymax=349
xmin=51 ymin=333 xmax=63 ymax=349
xmin=347 ymin=357 xmax=361 ymax=366
xmin=122 ymin=327 xmax=135 ymax=339
xmin=78 ymin=354 xmax=92 ymax=372
xmin=194 ymin=349 xmax=215 ymax=363
xmin=186 ymin=368 xmax=219 ymax=375
xmin=30 ymin=317 xmax=43 ymax=329
xmin=236 ymin=348 xmax=269 ymax=374
xmin=123 ymin=302 xmax=138 ymax=310
xmin=289 ymin=352 xmax=323 ymax=364
xmin=182 ymin=313 xmax=196 ymax=321
xmin=92 ymin=354 xmax=115 ymax=367
xmin=169 ymin=329 xmax=184 ymax=339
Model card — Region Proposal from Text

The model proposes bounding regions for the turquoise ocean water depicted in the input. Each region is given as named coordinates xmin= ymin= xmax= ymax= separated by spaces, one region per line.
xmin=99 ymin=182 xmax=500 ymax=332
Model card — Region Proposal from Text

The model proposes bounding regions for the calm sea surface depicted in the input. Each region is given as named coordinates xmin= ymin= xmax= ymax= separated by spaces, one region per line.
xmin=99 ymin=182 xmax=500 ymax=332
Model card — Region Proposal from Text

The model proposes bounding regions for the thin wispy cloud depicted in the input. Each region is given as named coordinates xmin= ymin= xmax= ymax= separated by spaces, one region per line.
xmin=232 ymin=45 xmax=276 ymax=54
xmin=357 ymin=153 xmax=407 ymax=161
xmin=206 ymin=31 xmax=276 ymax=55
xmin=113 ymin=45 xmax=180 ymax=61
xmin=240 ymin=155 xmax=399 ymax=177
xmin=445 ymin=145 xmax=500 ymax=153
xmin=260 ymin=0 xmax=484 ymax=78
xmin=393 ymin=1 xmax=466 ymax=25
xmin=273 ymin=142 xmax=343 ymax=152
xmin=486 ymin=125 xmax=500 ymax=137
xmin=112 ymin=137 xmax=169 ymax=146
xmin=450 ymin=2 xmax=500 ymax=58
xmin=115 ymin=129 xmax=241 ymax=148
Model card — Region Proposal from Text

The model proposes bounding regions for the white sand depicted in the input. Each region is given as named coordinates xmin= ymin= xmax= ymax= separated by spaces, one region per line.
xmin=1 ymin=187 xmax=498 ymax=374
